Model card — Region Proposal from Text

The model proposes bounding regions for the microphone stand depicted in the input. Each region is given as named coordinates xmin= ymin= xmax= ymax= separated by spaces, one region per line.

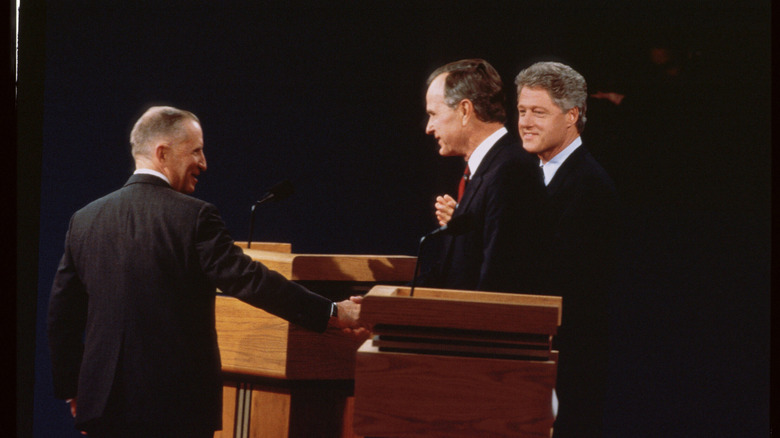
xmin=409 ymin=213 xmax=473 ymax=297
xmin=247 ymin=192 xmax=275 ymax=249
xmin=247 ymin=204 xmax=258 ymax=249
xmin=409 ymin=234 xmax=428 ymax=297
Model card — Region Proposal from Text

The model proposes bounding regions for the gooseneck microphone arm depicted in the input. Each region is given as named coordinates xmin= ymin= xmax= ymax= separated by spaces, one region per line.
xmin=409 ymin=234 xmax=428 ymax=297
xmin=409 ymin=213 xmax=473 ymax=297
xmin=246 ymin=180 xmax=294 ymax=249
xmin=247 ymin=203 xmax=259 ymax=249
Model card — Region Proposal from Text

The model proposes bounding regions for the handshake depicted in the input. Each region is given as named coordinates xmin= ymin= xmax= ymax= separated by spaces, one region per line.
xmin=328 ymin=295 xmax=372 ymax=339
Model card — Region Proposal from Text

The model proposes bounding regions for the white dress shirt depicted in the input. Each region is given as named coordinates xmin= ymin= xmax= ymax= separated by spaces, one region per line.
xmin=466 ymin=126 xmax=508 ymax=176
xmin=134 ymin=168 xmax=171 ymax=185
xmin=539 ymin=136 xmax=582 ymax=186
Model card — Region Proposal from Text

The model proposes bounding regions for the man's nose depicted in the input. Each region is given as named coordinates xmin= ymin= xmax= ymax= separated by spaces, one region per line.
xmin=200 ymin=154 xmax=207 ymax=171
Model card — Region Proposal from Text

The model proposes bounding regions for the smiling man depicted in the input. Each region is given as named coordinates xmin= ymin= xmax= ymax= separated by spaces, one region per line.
xmin=515 ymin=62 xmax=618 ymax=438
xmin=130 ymin=107 xmax=206 ymax=194
xmin=420 ymin=59 xmax=544 ymax=293
xmin=47 ymin=106 xmax=367 ymax=438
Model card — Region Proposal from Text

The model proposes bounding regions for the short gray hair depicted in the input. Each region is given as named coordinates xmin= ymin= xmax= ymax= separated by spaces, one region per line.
xmin=427 ymin=59 xmax=507 ymax=124
xmin=514 ymin=62 xmax=587 ymax=132
xmin=130 ymin=106 xmax=200 ymax=158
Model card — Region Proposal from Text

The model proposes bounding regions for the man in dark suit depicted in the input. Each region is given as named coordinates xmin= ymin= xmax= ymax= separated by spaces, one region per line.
xmin=515 ymin=61 xmax=618 ymax=437
xmin=47 ymin=106 xmax=367 ymax=438
xmin=421 ymin=59 xmax=544 ymax=293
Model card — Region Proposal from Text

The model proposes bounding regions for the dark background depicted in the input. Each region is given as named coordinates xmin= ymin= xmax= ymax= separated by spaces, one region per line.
xmin=16 ymin=1 xmax=770 ymax=437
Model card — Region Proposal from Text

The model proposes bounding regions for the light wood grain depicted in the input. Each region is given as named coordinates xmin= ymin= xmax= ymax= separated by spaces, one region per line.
xmin=215 ymin=296 xmax=290 ymax=378
xmin=250 ymin=388 xmax=291 ymax=438
xmin=232 ymin=246 xmax=417 ymax=282
xmin=215 ymin=295 xmax=364 ymax=379
xmin=216 ymin=247 xmax=421 ymax=438
xmin=234 ymin=241 xmax=292 ymax=253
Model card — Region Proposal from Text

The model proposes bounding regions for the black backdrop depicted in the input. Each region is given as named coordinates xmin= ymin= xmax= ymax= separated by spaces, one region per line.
xmin=17 ymin=1 xmax=771 ymax=437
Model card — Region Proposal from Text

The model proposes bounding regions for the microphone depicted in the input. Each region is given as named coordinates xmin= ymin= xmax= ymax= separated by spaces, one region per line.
xmin=254 ymin=180 xmax=294 ymax=206
xmin=423 ymin=213 xmax=474 ymax=239
xmin=247 ymin=180 xmax=295 ymax=249
xmin=410 ymin=213 xmax=474 ymax=296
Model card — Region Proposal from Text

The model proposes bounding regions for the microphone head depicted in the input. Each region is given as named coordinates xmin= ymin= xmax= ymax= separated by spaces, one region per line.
xmin=267 ymin=180 xmax=294 ymax=202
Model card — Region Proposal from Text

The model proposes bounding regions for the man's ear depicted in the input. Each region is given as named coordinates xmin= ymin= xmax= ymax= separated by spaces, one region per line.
xmin=567 ymin=107 xmax=580 ymax=127
xmin=458 ymin=99 xmax=474 ymax=126
xmin=154 ymin=143 xmax=169 ymax=164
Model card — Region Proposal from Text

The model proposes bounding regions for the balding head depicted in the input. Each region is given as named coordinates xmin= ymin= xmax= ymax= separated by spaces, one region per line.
xmin=130 ymin=106 xmax=200 ymax=159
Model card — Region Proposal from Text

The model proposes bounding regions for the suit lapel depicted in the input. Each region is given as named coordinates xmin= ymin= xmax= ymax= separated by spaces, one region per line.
xmin=546 ymin=145 xmax=586 ymax=196
xmin=456 ymin=133 xmax=511 ymax=212
xmin=442 ymin=133 xmax=512 ymax=263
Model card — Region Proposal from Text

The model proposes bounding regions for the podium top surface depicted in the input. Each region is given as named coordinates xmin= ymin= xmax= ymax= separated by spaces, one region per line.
xmin=361 ymin=285 xmax=562 ymax=335
xmin=234 ymin=242 xmax=416 ymax=282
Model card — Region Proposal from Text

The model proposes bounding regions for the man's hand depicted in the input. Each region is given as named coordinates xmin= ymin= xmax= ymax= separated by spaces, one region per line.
xmin=435 ymin=194 xmax=457 ymax=226
xmin=330 ymin=296 xmax=371 ymax=339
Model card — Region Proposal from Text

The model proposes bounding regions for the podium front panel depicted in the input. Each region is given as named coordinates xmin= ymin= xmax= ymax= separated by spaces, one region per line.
xmin=353 ymin=285 xmax=562 ymax=437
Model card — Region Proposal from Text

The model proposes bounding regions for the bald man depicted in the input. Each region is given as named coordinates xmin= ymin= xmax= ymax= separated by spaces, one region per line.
xmin=47 ymin=106 xmax=366 ymax=438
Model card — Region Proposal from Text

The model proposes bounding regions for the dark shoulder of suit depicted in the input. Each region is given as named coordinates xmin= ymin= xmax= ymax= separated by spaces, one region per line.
xmin=434 ymin=135 xmax=546 ymax=293
xmin=56 ymin=175 xmax=332 ymax=432
xmin=69 ymin=175 xmax=331 ymax=335
xmin=543 ymin=146 xmax=616 ymax=438
xmin=543 ymin=145 xmax=618 ymax=300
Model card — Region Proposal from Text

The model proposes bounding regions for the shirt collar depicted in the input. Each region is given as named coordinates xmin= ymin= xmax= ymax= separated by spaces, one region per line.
xmin=134 ymin=168 xmax=171 ymax=185
xmin=539 ymin=136 xmax=582 ymax=186
xmin=467 ymin=126 xmax=507 ymax=175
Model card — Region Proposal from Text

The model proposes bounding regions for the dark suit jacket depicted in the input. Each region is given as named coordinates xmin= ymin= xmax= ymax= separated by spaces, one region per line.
xmin=47 ymin=174 xmax=332 ymax=432
xmin=540 ymin=144 xmax=618 ymax=438
xmin=423 ymin=133 xmax=545 ymax=293
xmin=543 ymin=145 xmax=618 ymax=330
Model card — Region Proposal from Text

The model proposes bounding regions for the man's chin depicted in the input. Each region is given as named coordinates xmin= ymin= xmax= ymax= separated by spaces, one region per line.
xmin=521 ymin=144 xmax=539 ymax=155
xmin=186 ymin=177 xmax=199 ymax=193
xmin=438 ymin=147 xmax=455 ymax=157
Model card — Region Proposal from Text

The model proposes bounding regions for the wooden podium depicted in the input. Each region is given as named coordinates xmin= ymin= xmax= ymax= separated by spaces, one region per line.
xmin=353 ymin=285 xmax=562 ymax=437
xmin=214 ymin=243 xmax=416 ymax=438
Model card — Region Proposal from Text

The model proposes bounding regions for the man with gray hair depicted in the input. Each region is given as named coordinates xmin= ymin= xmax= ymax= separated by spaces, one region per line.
xmin=515 ymin=62 xmax=618 ymax=437
xmin=47 ymin=106 xmax=367 ymax=437
xmin=422 ymin=59 xmax=544 ymax=293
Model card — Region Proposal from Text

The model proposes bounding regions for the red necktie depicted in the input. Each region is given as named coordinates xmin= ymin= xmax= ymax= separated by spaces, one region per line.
xmin=457 ymin=166 xmax=471 ymax=202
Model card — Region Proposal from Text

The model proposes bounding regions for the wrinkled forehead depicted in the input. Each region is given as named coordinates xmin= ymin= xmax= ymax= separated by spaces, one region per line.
xmin=426 ymin=76 xmax=451 ymax=110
